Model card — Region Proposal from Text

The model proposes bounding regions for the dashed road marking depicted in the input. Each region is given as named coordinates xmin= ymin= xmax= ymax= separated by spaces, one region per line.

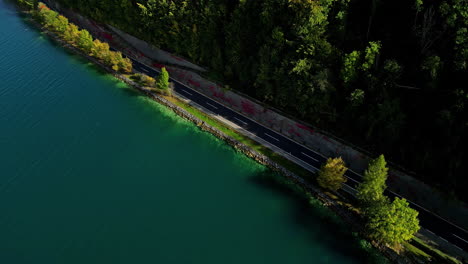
xmin=453 ymin=234 xmax=468 ymax=244
xmin=454 ymin=245 xmax=463 ymax=251
xmin=343 ymin=183 xmax=357 ymax=191
xmin=346 ymin=177 xmax=361 ymax=184
xmin=206 ymin=102 xmax=218 ymax=109
xmin=264 ymin=133 xmax=280 ymax=141
xmin=180 ymin=89 xmax=193 ymax=96
xmin=233 ymin=117 xmax=248 ymax=125
xmin=301 ymin=152 xmax=318 ymax=162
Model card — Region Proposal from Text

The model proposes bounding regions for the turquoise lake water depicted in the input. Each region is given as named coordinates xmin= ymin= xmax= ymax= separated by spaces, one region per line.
xmin=0 ymin=1 xmax=376 ymax=263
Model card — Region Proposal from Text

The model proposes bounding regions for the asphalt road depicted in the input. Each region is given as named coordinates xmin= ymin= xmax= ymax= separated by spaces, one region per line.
xmin=127 ymin=56 xmax=468 ymax=252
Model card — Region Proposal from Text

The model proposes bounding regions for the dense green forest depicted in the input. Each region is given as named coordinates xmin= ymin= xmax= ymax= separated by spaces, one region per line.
xmin=50 ymin=0 xmax=467 ymax=200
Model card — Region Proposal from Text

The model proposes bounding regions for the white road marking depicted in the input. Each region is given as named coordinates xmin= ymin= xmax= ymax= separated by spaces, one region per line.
xmin=343 ymin=183 xmax=357 ymax=191
xmin=454 ymin=245 xmax=463 ymax=251
xmin=346 ymin=177 xmax=361 ymax=184
xmin=180 ymin=89 xmax=193 ymax=96
xmin=264 ymin=133 xmax=280 ymax=141
xmin=233 ymin=117 xmax=248 ymax=125
xmin=256 ymin=137 xmax=319 ymax=172
xmin=427 ymin=229 xmax=435 ymax=235
xmin=206 ymin=102 xmax=218 ymax=109
xmin=301 ymin=152 xmax=318 ymax=162
xmin=440 ymin=237 xmax=448 ymax=242
xmin=141 ymin=68 xmax=149 ymax=73
xmin=453 ymin=234 xmax=468 ymax=244
xmin=388 ymin=190 xmax=431 ymax=212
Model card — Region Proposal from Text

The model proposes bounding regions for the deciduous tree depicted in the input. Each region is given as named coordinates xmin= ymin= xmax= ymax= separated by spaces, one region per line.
xmin=39 ymin=5 xmax=57 ymax=28
xmin=118 ymin=57 xmax=132 ymax=73
xmin=342 ymin=51 xmax=361 ymax=84
xmin=366 ymin=198 xmax=420 ymax=247
xmin=91 ymin=39 xmax=110 ymax=60
xmin=361 ymin=41 xmax=381 ymax=72
xmin=63 ymin=23 xmax=79 ymax=43
xmin=317 ymin=157 xmax=348 ymax=192
xmin=77 ymin=30 xmax=94 ymax=53
xmin=51 ymin=15 xmax=68 ymax=34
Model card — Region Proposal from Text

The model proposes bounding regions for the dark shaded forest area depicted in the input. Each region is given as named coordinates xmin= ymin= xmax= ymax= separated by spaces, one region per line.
xmin=52 ymin=0 xmax=467 ymax=200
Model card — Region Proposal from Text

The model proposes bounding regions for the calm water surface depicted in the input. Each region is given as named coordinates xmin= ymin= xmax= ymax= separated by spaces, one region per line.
xmin=0 ymin=1 xmax=370 ymax=263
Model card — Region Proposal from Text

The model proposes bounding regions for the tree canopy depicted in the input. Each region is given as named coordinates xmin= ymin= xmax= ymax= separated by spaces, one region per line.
xmin=157 ymin=67 xmax=170 ymax=90
xmin=317 ymin=157 xmax=348 ymax=192
xmin=35 ymin=3 xmax=132 ymax=74
xmin=366 ymin=198 xmax=420 ymax=247
xmin=357 ymin=155 xmax=389 ymax=207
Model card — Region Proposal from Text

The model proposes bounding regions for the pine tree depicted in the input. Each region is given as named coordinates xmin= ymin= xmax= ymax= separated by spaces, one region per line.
xmin=357 ymin=154 xmax=389 ymax=206
xmin=157 ymin=67 xmax=170 ymax=90
xmin=317 ymin=157 xmax=348 ymax=192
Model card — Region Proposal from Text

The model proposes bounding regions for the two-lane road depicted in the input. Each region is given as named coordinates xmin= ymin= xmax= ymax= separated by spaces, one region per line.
xmin=127 ymin=56 xmax=468 ymax=252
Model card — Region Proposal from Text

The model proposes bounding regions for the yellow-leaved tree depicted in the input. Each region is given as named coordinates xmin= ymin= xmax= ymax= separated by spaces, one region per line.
xmin=317 ymin=157 xmax=348 ymax=192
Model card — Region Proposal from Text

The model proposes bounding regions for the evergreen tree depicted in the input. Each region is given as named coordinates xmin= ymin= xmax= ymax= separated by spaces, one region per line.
xmin=157 ymin=67 xmax=170 ymax=90
xmin=357 ymin=155 xmax=389 ymax=206
xmin=317 ymin=157 xmax=348 ymax=192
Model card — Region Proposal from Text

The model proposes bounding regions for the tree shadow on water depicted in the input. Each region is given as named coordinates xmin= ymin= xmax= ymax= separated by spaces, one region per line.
xmin=249 ymin=170 xmax=383 ymax=263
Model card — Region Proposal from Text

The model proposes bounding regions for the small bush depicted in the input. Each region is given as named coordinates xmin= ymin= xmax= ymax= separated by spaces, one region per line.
xmin=131 ymin=73 xmax=155 ymax=87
